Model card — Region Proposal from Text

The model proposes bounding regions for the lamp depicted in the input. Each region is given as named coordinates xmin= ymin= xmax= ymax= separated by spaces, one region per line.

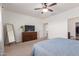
xmin=42 ymin=8 xmax=48 ymax=12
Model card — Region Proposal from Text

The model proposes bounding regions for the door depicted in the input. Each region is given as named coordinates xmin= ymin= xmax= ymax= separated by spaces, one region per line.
xmin=43 ymin=23 xmax=48 ymax=39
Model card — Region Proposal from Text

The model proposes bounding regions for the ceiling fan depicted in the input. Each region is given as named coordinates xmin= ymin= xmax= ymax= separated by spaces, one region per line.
xmin=34 ymin=3 xmax=57 ymax=14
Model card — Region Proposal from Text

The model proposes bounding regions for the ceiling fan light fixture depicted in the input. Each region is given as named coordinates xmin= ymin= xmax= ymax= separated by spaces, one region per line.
xmin=42 ymin=8 xmax=48 ymax=12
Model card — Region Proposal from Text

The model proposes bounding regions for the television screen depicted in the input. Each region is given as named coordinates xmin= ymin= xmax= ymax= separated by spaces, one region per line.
xmin=25 ymin=25 xmax=35 ymax=32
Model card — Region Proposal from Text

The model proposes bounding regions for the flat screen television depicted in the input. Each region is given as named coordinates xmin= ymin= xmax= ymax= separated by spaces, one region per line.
xmin=76 ymin=26 xmax=79 ymax=34
xmin=25 ymin=25 xmax=35 ymax=32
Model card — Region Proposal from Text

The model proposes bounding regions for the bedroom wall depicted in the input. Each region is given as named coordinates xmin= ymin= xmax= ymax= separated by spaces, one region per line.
xmin=2 ymin=10 xmax=44 ymax=42
xmin=45 ymin=7 xmax=79 ymax=39
xmin=0 ymin=5 xmax=4 ymax=55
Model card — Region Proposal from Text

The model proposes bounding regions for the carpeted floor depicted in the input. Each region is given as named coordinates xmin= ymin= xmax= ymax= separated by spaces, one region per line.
xmin=4 ymin=39 xmax=44 ymax=56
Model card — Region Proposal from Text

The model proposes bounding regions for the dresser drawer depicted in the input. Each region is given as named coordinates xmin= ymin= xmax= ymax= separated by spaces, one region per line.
xmin=22 ymin=32 xmax=37 ymax=42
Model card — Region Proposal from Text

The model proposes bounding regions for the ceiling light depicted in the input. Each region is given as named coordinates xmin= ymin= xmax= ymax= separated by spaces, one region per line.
xmin=42 ymin=8 xmax=48 ymax=12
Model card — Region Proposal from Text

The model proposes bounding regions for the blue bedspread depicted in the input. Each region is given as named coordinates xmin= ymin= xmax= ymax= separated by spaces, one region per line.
xmin=32 ymin=38 xmax=79 ymax=56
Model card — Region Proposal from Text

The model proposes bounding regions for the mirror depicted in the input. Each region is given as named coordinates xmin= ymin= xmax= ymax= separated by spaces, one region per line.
xmin=6 ymin=24 xmax=16 ymax=44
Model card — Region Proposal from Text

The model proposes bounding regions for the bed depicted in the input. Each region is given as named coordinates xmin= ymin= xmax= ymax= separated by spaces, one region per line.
xmin=32 ymin=38 xmax=79 ymax=56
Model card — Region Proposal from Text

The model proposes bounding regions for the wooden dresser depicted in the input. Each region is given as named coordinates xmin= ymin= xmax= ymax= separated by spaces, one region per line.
xmin=22 ymin=32 xmax=37 ymax=42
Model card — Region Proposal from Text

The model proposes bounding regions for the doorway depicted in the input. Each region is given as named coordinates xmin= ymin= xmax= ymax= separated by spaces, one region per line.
xmin=68 ymin=17 xmax=79 ymax=40
xmin=43 ymin=23 xmax=48 ymax=39
xmin=76 ymin=22 xmax=79 ymax=40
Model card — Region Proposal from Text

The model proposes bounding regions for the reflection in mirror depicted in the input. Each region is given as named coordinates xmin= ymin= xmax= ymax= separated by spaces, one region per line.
xmin=6 ymin=24 xmax=16 ymax=44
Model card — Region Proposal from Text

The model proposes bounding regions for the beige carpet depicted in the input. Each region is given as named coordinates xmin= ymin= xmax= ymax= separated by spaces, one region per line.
xmin=4 ymin=39 xmax=44 ymax=56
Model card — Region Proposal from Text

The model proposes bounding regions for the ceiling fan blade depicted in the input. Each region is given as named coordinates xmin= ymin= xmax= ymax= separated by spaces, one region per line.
xmin=48 ymin=9 xmax=53 ymax=12
xmin=34 ymin=8 xmax=42 ymax=10
xmin=49 ymin=3 xmax=57 ymax=7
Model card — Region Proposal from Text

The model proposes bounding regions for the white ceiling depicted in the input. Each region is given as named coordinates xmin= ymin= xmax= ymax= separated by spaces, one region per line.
xmin=3 ymin=3 xmax=79 ymax=19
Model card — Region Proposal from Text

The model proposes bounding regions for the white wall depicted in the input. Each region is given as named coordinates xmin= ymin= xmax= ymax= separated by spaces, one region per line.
xmin=0 ymin=6 xmax=4 ymax=55
xmin=68 ymin=17 xmax=79 ymax=38
xmin=3 ymin=10 xmax=44 ymax=42
xmin=45 ymin=7 xmax=79 ymax=39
